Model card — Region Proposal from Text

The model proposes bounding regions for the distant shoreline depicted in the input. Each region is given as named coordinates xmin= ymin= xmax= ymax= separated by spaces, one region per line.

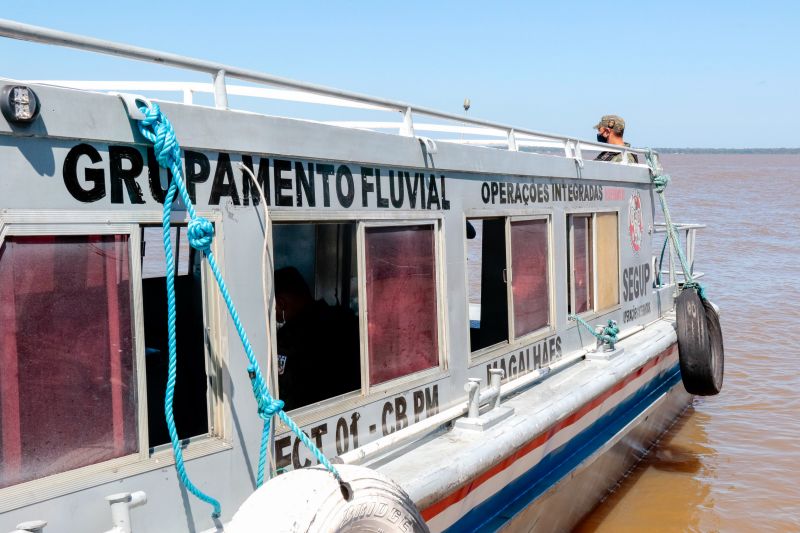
xmin=655 ymin=148 xmax=800 ymax=154
xmin=521 ymin=147 xmax=800 ymax=155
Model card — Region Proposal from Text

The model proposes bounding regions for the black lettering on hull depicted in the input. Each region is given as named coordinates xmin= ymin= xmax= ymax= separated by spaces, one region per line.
xmin=59 ymin=144 xmax=453 ymax=211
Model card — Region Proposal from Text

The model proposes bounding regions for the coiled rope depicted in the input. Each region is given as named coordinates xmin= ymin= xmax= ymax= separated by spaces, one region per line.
xmin=645 ymin=149 xmax=706 ymax=299
xmin=136 ymin=102 xmax=340 ymax=518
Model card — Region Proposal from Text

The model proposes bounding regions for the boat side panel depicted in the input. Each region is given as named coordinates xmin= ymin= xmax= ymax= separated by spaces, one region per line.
xmin=0 ymin=82 xmax=665 ymax=532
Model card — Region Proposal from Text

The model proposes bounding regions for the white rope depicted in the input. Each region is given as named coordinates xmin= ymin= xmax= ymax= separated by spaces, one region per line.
xmin=238 ymin=162 xmax=277 ymax=478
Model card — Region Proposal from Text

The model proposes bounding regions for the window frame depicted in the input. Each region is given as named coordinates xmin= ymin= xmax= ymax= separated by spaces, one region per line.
xmin=268 ymin=218 xmax=364 ymax=412
xmin=594 ymin=211 xmax=622 ymax=311
xmin=139 ymin=222 xmax=226 ymax=455
xmin=566 ymin=208 xmax=622 ymax=321
xmin=358 ymin=219 xmax=447 ymax=396
xmin=465 ymin=210 xmax=555 ymax=365
xmin=507 ymin=214 xmax=554 ymax=344
xmin=268 ymin=211 xmax=449 ymax=426
xmin=567 ymin=212 xmax=594 ymax=318
xmin=464 ymin=215 xmax=510 ymax=356
xmin=0 ymin=211 xmax=229 ymax=513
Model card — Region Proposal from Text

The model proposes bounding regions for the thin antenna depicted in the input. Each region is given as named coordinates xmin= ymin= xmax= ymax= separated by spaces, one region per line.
xmin=461 ymin=97 xmax=471 ymax=141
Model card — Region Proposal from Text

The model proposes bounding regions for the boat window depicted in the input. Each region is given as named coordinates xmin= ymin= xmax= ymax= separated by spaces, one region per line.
xmin=569 ymin=214 xmax=594 ymax=314
xmin=596 ymin=213 xmax=620 ymax=310
xmin=141 ymin=226 xmax=209 ymax=448
xmin=0 ymin=235 xmax=137 ymax=489
xmin=568 ymin=213 xmax=620 ymax=316
xmin=466 ymin=218 xmax=509 ymax=351
xmin=273 ymin=223 xmax=360 ymax=410
xmin=365 ymin=224 xmax=439 ymax=385
xmin=510 ymin=219 xmax=550 ymax=336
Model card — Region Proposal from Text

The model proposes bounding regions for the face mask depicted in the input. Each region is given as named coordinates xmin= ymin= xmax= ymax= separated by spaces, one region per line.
xmin=597 ymin=132 xmax=608 ymax=143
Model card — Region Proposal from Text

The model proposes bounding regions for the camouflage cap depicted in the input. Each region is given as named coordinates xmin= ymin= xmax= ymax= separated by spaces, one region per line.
xmin=593 ymin=115 xmax=625 ymax=134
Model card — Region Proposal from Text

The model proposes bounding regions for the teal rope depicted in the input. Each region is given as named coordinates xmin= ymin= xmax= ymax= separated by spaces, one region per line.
xmin=569 ymin=315 xmax=619 ymax=346
xmin=645 ymin=150 xmax=706 ymax=300
xmin=655 ymin=236 xmax=668 ymax=287
xmin=136 ymin=103 xmax=340 ymax=518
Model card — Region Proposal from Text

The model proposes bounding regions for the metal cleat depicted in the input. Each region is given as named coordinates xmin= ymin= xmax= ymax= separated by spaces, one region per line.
xmin=456 ymin=368 xmax=515 ymax=432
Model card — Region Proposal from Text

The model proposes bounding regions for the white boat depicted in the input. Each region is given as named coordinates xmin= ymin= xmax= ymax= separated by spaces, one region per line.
xmin=0 ymin=19 xmax=723 ymax=533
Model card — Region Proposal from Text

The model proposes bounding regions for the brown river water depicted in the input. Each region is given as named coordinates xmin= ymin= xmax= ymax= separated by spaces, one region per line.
xmin=575 ymin=154 xmax=800 ymax=532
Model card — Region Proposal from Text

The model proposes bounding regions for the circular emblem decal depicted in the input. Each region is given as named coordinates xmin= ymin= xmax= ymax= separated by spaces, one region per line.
xmin=628 ymin=191 xmax=644 ymax=252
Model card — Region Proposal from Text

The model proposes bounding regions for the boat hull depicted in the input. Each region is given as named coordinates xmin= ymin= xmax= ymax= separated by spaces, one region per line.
xmin=413 ymin=341 xmax=690 ymax=532
xmin=499 ymin=366 xmax=690 ymax=532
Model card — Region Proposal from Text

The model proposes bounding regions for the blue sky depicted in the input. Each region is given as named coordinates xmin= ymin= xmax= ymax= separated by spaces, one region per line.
xmin=1 ymin=1 xmax=797 ymax=148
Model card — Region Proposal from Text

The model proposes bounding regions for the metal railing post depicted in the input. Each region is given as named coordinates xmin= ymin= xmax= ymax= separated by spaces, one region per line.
xmin=573 ymin=140 xmax=583 ymax=161
xmin=400 ymin=107 xmax=415 ymax=137
xmin=507 ymin=129 xmax=518 ymax=151
xmin=212 ymin=69 xmax=228 ymax=109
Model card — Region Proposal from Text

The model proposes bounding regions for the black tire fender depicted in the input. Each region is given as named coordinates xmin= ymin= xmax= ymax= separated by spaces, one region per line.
xmin=676 ymin=289 xmax=724 ymax=396
xmin=229 ymin=464 xmax=429 ymax=532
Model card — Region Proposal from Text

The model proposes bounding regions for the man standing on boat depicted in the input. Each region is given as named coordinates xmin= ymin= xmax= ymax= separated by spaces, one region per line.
xmin=594 ymin=115 xmax=639 ymax=163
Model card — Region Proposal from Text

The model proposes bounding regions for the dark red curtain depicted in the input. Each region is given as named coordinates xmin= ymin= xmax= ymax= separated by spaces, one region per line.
xmin=365 ymin=226 xmax=438 ymax=385
xmin=0 ymin=235 xmax=136 ymax=488
xmin=511 ymin=219 xmax=549 ymax=336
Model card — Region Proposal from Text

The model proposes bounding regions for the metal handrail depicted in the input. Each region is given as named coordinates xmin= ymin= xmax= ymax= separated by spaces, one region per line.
xmin=25 ymin=80 xmax=575 ymax=148
xmin=652 ymin=222 xmax=706 ymax=232
xmin=652 ymin=223 xmax=705 ymax=287
xmin=0 ymin=18 xmax=648 ymax=160
xmin=28 ymin=80 xmax=388 ymax=110
xmin=26 ymin=80 xmax=579 ymax=150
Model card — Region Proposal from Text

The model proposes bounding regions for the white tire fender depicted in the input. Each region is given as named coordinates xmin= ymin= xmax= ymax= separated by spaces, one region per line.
xmin=229 ymin=464 xmax=429 ymax=532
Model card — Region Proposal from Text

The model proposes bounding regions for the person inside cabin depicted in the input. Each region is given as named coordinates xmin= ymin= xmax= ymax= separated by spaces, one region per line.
xmin=594 ymin=115 xmax=639 ymax=163
xmin=274 ymin=266 xmax=360 ymax=411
